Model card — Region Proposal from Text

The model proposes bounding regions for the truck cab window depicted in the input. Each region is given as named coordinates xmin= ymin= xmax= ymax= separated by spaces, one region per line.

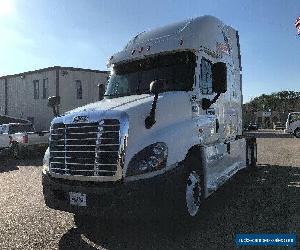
xmin=2 ymin=125 xmax=8 ymax=134
xmin=9 ymin=124 xmax=34 ymax=134
xmin=200 ymin=58 xmax=213 ymax=94
xmin=289 ymin=113 xmax=300 ymax=123
xmin=105 ymin=51 xmax=196 ymax=98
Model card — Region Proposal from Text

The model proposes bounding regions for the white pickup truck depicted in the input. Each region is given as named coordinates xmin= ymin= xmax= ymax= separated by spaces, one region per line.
xmin=0 ymin=123 xmax=49 ymax=158
xmin=285 ymin=112 xmax=300 ymax=138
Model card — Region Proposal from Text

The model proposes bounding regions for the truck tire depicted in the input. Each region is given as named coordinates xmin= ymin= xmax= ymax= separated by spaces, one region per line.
xmin=246 ymin=137 xmax=257 ymax=169
xmin=294 ymin=128 xmax=300 ymax=138
xmin=176 ymin=153 xmax=204 ymax=220
xmin=11 ymin=143 xmax=20 ymax=159
xmin=74 ymin=214 xmax=97 ymax=232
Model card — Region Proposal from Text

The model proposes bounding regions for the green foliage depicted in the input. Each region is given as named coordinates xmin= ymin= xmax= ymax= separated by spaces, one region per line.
xmin=244 ymin=91 xmax=300 ymax=113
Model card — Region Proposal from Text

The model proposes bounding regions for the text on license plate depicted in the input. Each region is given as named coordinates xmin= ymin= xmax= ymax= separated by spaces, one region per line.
xmin=69 ymin=192 xmax=87 ymax=207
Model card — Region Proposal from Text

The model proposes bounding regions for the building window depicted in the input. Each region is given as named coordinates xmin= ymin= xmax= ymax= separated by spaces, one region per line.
xmin=98 ymin=84 xmax=105 ymax=100
xmin=33 ymin=80 xmax=39 ymax=99
xmin=76 ymin=80 xmax=82 ymax=99
xmin=42 ymin=78 xmax=49 ymax=99
xmin=200 ymin=58 xmax=213 ymax=94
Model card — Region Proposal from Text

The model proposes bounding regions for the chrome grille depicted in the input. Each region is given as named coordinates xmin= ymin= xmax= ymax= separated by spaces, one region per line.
xmin=49 ymin=119 xmax=120 ymax=177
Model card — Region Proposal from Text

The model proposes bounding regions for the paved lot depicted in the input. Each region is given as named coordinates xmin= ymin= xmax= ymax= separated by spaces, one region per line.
xmin=0 ymin=131 xmax=299 ymax=249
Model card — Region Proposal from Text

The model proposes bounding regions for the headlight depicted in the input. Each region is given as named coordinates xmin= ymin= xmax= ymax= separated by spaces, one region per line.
xmin=126 ymin=142 xmax=168 ymax=177
xmin=42 ymin=147 xmax=50 ymax=174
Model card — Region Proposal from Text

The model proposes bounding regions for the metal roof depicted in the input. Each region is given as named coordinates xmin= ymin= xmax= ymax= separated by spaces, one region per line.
xmin=0 ymin=66 xmax=108 ymax=79
xmin=109 ymin=15 xmax=226 ymax=65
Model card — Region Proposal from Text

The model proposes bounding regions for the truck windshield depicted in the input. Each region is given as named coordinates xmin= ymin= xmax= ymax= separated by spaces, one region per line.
xmin=9 ymin=124 xmax=35 ymax=134
xmin=289 ymin=113 xmax=300 ymax=123
xmin=105 ymin=51 xmax=196 ymax=98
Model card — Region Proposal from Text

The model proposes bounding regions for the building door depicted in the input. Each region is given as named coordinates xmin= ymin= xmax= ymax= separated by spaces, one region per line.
xmin=98 ymin=84 xmax=105 ymax=100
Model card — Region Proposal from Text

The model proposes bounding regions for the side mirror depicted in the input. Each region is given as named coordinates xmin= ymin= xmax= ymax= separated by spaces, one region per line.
xmin=48 ymin=96 xmax=60 ymax=107
xmin=48 ymin=96 xmax=60 ymax=117
xmin=149 ymin=80 xmax=164 ymax=95
xmin=212 ymin=62 xmax=227 ymax=93
xmin=145 ymin=80 xmax=164 ymax=129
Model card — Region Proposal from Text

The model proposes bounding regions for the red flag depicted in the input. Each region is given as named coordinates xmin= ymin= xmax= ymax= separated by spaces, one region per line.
xmin=295 ymin=16 xmax=300 ymax=35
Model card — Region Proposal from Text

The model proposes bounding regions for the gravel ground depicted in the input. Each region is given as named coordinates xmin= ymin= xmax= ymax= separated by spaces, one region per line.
xmin=0 ymin=131 xmax=299 ymax=249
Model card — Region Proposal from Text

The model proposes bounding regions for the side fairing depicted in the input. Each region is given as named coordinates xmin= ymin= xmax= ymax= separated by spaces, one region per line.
xmin=203 ymin=138 xmax=246 ymax=197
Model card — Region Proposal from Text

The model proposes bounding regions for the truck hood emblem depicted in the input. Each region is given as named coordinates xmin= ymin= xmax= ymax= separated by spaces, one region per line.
xmin=73 ymin=115 xmax=89 ymax=123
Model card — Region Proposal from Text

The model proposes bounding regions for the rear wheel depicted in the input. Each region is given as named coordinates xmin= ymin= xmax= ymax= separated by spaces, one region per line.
xmin=294 ymin=128 xmax=300 ymax=138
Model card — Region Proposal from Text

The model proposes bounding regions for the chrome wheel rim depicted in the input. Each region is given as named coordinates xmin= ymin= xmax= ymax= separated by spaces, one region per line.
xmin=185 ymin=171 xmax=201 ymax=217
xmin=296 ymin=130 xmax=300 ymax=138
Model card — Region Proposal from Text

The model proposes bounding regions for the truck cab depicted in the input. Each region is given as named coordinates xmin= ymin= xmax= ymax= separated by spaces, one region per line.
xmin=42 ymin=16 xmax=256 ymax=220
xmin=285 ymin=112 xmax=300 ymax=138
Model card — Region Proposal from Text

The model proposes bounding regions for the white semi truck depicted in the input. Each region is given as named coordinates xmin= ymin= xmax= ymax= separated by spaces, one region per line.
xmin=42 ymin=16 xmax=257 ymax=221
xmin=285 ymin=112 xmax=300 ymax=138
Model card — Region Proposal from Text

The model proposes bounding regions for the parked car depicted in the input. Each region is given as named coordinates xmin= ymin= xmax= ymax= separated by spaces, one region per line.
xmin=273 ymin=122 xmax=285 ymax=130
xmin=0 ymin=123 xmax=49 ymax=158
xmin=285 ymin=112 xmax=300 ymax=138
xmin=247 ymin=123 xmax=258 ymax=131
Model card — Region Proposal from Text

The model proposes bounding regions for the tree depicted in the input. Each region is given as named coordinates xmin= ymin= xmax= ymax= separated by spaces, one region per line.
xmin=244 ymin=91 xmax=300 ymax=113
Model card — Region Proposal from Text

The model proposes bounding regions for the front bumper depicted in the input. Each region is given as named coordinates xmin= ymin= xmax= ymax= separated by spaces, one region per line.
xmin=42 ymin=166 xmax=183 ymax=217
xmin=19 ymin=143 xmax=48 ymax=153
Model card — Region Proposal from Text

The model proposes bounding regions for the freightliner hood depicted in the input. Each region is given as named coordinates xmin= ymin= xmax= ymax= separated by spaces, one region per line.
xmin=59 ymin=92 xmax=192 ymax=128
xmin=51 ymin=92 xmax=193 ymax=175
xmin=65 ymin=94 xmax=152 ymax=114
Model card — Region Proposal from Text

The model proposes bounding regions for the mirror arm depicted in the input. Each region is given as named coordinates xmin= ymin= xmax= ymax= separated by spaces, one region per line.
xmin=202 ymin=93 xmax=221 ymax=110
xmin=52 ymin=106 xmax=59 ymax=117
xmin=145 ymin=93 xmax=158 ymax=129
xmin=210 ymin=93 xmax=221 ymax=105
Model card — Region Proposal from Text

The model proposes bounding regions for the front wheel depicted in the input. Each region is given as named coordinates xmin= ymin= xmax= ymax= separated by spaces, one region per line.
xmin=176 ymin=154 xmax=204 ymax=220
xmin=185 ymin=170 xmax=203 ymax=217
xmin=294 ymin=128 xmax=300 ymax=138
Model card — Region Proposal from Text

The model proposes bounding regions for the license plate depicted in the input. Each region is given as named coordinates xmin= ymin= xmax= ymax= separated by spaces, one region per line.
xmin=69 ymin=192 xmax=87 ymax=207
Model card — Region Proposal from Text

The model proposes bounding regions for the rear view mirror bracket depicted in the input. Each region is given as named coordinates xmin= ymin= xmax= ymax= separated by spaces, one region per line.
xmin=48 ymin=96 xmax=61 ymax=117
xmin=202 ymin=93 xmax=221 ymax=110
xmin=145 ymin=80 xmax=164 ymax=129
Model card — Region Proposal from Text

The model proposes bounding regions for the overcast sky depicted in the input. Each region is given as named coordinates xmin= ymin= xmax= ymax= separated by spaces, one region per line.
xmin=0 ymin=0 xmax=299 ymax=102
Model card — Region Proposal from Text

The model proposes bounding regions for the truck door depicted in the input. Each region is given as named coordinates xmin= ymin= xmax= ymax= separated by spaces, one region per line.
xmin=0 ymin=126 xmax=10 ymax=149
xmin=199 ymin=57 xmax=220 ymax=142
